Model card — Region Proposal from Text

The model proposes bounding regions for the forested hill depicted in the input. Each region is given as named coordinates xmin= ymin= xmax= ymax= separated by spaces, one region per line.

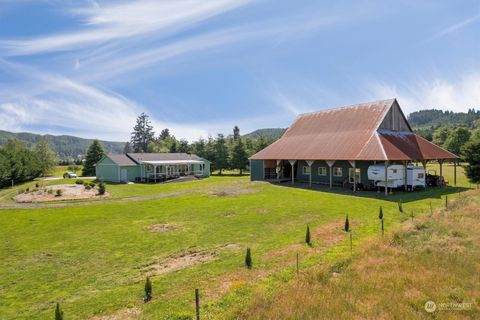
xmin=0 ymin=130 xmax=125 ymax=159
xmin=243 ymin=128 xmax=286 ymax=140
xmin=408 ymin=109 xmax=480 ymax=129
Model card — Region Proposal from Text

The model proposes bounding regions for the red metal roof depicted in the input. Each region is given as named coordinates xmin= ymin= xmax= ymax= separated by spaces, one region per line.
xmin=250 ymin=99 xmax=458 ymax=161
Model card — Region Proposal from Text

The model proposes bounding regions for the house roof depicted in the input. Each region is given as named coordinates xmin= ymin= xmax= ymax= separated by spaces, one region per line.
xmin=107 ymin=154 xmax=138 ymax=166
xmin=105 ymin=153 xmax=207 ymax=166
xmin=126 ymin=153 xmax=204 ymax=163
xmin=250 ymin=99 xmax=458 ymax=161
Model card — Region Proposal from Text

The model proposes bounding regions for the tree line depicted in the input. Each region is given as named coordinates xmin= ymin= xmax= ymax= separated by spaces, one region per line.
xmin=129 ymin=113 xmax=275 ymax=174
xmin=0 ymin=139 xmax=58 ymax=188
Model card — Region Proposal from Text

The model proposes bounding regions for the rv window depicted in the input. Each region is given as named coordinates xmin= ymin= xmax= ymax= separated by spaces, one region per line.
xmin=318 ymin=167 xmax=327 ymax=176
xmin=418 ymin=173 xmax=424 ymax=179
xmin=302 ymin=166 xmax=311 ymax=175
xmin=333 ymin=167 xmax=342 ymax=177
xmin=392 ymin=169 xmax=397 ymax=173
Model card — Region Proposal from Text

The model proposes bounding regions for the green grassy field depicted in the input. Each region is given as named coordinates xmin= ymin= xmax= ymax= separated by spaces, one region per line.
xmin=0 ymin=163 xmax=475 ymax=319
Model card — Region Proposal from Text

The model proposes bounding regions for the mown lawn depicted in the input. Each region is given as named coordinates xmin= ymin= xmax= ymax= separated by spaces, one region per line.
xmin=0 ymin=165 xmax=474 ymax=319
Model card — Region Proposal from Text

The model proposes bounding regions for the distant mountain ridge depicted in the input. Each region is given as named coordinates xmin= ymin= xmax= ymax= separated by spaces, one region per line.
xmin=408 ymin=109 xmax=480 ymax=129
xmin=0 ymin=130 xmax=125 ymax=159
xmin=243 ymin=128 xmax=286 ymax=140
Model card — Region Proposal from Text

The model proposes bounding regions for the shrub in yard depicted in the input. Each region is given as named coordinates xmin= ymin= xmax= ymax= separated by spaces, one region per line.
xmin=89 ymin=181 xmax=96 ymax=188
xmin=245 ymin=248 xmax=252 ymax=269
xmin=75 ymin=179 xmax=84 ymax=185
xmin=85 ymin=185 xmax=92 ymax=190
xmin=55 ymin=303 xmax=63 ymax=320
xmin=98 ymin=182 xmax=106 ymax=195
xmin=56 ymin=189 xmax=63 ymax=197
xmin=25 ymin=187 xmax=29 ymax=192
xmin=344 ymin=215 xmax=350 ymax=232
xmin=47 ymin=189 xmax=53 ymax=195
xmin=305 ymin=225 xmax=311 ymax=246
xmin=379 ymin=206 xmax=383 ymax=220
xmin=398 ymin=201 xmax=403 ymax=213
xmin=144 ymin=277 xmax=152 ymax=302
xmin=35 ymin=182 xmax=39 ymax=188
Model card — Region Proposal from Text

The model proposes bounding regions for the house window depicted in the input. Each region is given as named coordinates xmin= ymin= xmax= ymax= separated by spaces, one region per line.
xmin=418 ymin=173 xmax=424 ymax=179
xmin=318 ymin=167 xmax=327 ymax=176
xmin=333 ymin=167 xmax=343 ymax=177
xmin=302 ymin=166 xmax=311 ymax=175
xmin=348 ymin=168 xmax=361 ymax=183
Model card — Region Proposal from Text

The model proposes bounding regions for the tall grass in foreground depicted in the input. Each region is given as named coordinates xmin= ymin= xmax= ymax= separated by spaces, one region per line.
xmin=236 ymin=190 xmax=480 ymax=319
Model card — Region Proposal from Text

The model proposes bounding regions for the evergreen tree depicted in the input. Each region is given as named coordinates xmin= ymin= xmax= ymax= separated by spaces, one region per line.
xmin=233 ymin=126 xmax=240 ymax=141
xmin=192 ymin=138 xmax=206 ymax=159
xmin=131 ymin=113 xmax=155 ymax=152
xmin=0 ymin=139 xmax=41 ymax=186
xmin=144 ymin=277 xmax=152 ymax=302
xmin=344 ymin=215 xmax=350 ymax=232
xmin=159 ymin=128 xmax=171 ymax=141
xmin=55 ymin=303 xmax=63 ymax=320
xmin=379 ymin=206 xmax=383 ymax=220
xmin=214 ymin=134 xmax=229 ymax=174
xmin=178 ymin=139 xmax=190 ymax=153
xmin=444 ymin=127 xmax=471 ymax=155
xmin=462 ymin=139 xmax=480 ymax=184
xmin=432 ymin=127 xmax=452 ymax=147
xmin=82 ymin=140 xmax=105 ymax=176
xmin=231 ymin=139 xmax=248 ymax=174
xmin=398 ymin=200 xmax=403 ymax=213
xmin=123 ymin=142 xmax=132 ymax=153
xmin=305 ymin=225 xmax=311 ymax=245
xmin=245 ymin=248 xmax=252 ymax=269
xmin=33 ymin=139 xmax=58 ymax=176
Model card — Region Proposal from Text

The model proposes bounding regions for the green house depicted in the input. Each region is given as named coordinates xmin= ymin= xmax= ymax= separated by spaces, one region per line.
xmin=95 ymin=153 xmax=210 ymax=183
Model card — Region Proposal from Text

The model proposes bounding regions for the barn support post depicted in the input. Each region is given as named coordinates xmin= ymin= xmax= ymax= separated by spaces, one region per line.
xmin=454 ymin=161 xmax=457 ymax=186
xmin=306 ymin=160 xmax=314 ymax=187
xmin=348 ymin=160 xmax=356 ymax=192
xmin=439 ymin=160 xmax=443 ymax=187
xmin=326 ymin=160 xmax=335 ymax=189
xmin=289 ymin=160 xmax=296 ymax=185
xmin=404 ymin=160 xmax=408 ymax=191
xmin=384 ymin=161 xmax=389 ymax=196
xmin=276 ymin=160 xmax=282 ymax=181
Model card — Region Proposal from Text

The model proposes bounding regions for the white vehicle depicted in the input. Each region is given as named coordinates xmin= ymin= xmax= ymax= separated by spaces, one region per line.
xmin=63 ymin=172 xmax=78 ymax=179
xmin=368 ymin=164 xmax=425 ymax=190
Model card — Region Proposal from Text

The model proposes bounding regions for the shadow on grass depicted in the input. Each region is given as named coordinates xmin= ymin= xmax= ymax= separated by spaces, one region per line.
xmin=267 ymin=181 xmax=470 ymax=203
xmin=211 ymin=173 xmax=250 ymax=177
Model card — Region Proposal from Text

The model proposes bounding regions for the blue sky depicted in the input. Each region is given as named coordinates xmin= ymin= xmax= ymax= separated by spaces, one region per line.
xmin=0 ymin=0 xmax=479 ymax=141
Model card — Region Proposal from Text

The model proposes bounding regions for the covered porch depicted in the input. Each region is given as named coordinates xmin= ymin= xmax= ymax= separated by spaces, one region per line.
xmin=258 ymin=158 xmax=460 ymax=196
xmin=139 ymin=160 xmax=206 ymax=183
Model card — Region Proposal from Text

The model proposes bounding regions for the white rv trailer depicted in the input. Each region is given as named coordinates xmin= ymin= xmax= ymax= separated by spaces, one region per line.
xmin=367 ymin=164 xmax=425 ymax=190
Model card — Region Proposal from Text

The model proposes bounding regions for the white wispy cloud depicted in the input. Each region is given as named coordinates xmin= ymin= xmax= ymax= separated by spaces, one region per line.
xmin=364 ymin=73 xmax=480 ymax=114
xmin=429 ymin=13 xmax=480 ymax=40
xmin=0 ymin=0 xmax=251 ymax=56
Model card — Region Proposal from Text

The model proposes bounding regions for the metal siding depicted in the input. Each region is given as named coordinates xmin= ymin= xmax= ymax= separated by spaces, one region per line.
xmin=250 ymin=160 xmax=264 ymax=181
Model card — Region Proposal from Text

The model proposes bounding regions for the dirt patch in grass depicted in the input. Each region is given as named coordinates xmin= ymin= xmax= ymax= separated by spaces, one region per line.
xmin=90 ymin=307 xmax=141 ymax=320
xmin=147 ymin=223 xmax=179 ymax=233
xmin=13 ymin=184 xmax=109 ymax=203
xmin=144 ymin=250 xmax=217 ymax=276
xmin=218 ymin=243 xmax=242 ymax=251
xmin=206 ymin=184 xmax=259 ymax=198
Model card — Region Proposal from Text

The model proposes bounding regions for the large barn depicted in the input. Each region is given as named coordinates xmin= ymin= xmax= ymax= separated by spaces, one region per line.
xmin=249 ymin=99 xmax=458 ymax=195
